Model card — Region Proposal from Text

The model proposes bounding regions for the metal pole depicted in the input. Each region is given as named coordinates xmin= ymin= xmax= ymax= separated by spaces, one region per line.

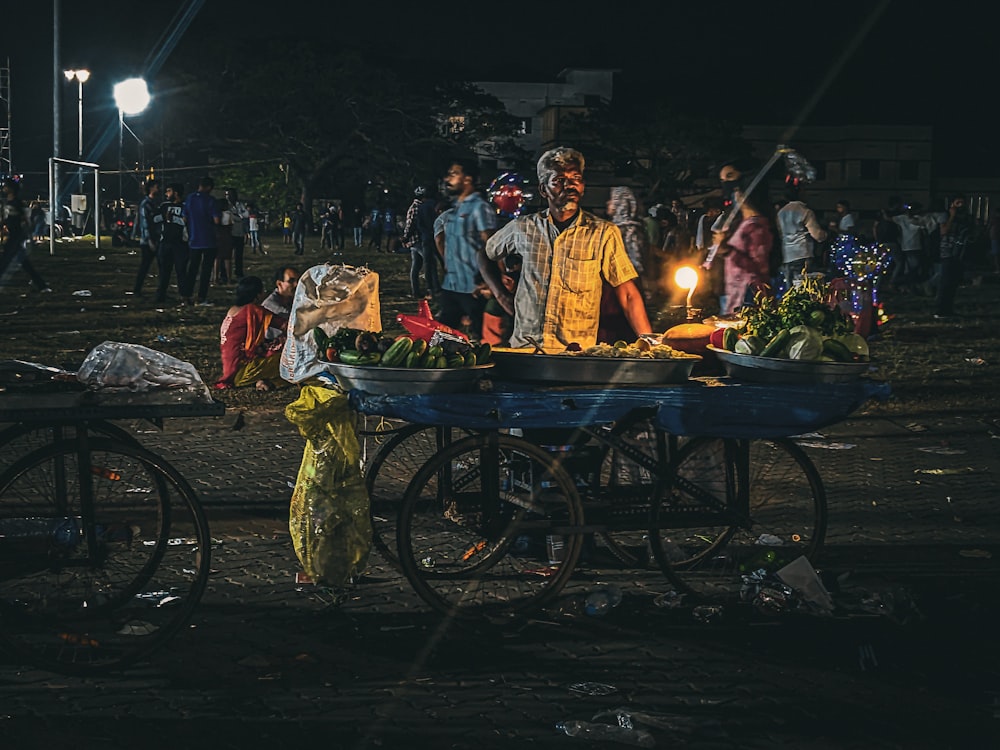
xmin=118 ymin=109 xmax=123 ymax=210
xmin=48 ymin=158 xmax=55 ymax=256
xmin=53 ymin=0 xmax=60 ymax=206
xmin=77 ymin=78 xmax=83 ymax=193
xmin=94 ymin=168 xmax=100 ymax=249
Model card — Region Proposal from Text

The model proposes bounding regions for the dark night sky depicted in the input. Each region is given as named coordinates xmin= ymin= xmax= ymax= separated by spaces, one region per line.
xmin=2 ymin=0 xmax=994 ymax=186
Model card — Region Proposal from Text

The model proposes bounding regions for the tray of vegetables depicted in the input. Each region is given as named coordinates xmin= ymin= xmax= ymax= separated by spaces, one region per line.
xmin=313 ymin=327 xmax=493 ymax=395
xmin=707 ymin=277 xmax=871 ymax=384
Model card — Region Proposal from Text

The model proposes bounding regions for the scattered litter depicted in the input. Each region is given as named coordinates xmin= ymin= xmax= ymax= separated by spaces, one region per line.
xmin=97 ymin=255 xmax=106 ymax=261
xmin=72 ymin=290 xmax=92 ymax=297
xmin=555 ymin=718 xmax=654 ymax=747
xmin=156 ymin=335 xmax=181 ymax=344
xmin=295 ymin=572 xmax=314 ymax=584
xmin=914 ymin=467 xmax=984 ymax=475
xmin=964 ymin=357 xmax=987 ymax=366
xmin=756 ymin=533 xmax=783 ymax=546
xmin=569 ymin=682 xmax=619 ymax=696
xmin=118 ymin=620 xmax=157 ymax=636
xmin=917 ymin=447 xmax=967 ymax=455
xmin=904 ymin=423 xmax=928 ymax=432
xmin=379 ymin=625 xmax=416 ymax=631
xmin=55 ymin=330 xmax=81 ymax=336
xmin=652 ymin=589 xmax=686 ymax=608
xmin=692 ymin=604 xmax=724 ymax=623
xmin=959 ymin=549 xmax=993 ymax=559
xmin=111 ymin=305 xmax=127 ymax=309
xmin=776 ymin=556 xmax=834 ymax=613
xmin=795 ymin=441 xmax=856 ymax=450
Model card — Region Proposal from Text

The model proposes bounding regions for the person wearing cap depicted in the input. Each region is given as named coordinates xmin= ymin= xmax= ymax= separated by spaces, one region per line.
xmin=480 ymin=146 xmax=651 ymax=349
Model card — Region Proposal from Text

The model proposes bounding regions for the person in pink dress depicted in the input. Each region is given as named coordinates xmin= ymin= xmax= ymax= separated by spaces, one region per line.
xmin=714 ymin=183 xmax=775 ymax=315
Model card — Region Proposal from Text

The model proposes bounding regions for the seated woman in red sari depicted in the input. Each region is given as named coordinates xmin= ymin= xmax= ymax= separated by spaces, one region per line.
xmin=215 ymin=275 xmax=286 ymax=391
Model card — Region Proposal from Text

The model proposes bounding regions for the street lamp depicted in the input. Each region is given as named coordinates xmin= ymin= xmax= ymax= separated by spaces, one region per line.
xmin=112 ymin=77 xmax=150 ymax=206
xmin=64 ymin=68 xmax=90 ymax=192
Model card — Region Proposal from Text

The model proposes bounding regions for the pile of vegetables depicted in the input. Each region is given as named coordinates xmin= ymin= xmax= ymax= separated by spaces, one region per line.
xmin=561 ymin=339 xmax=696 ymax=359
xmin=717 ymin=279 xmax=869 ymax=363
xmin=313 ymin=327 xmax=491 ymax=369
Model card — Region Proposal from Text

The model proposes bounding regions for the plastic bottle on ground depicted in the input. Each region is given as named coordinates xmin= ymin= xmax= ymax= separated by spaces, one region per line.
xmin=555 ymin=719 xmax=655 ymax=747
xmin=584 ymin=585 xmax=623 ymax=616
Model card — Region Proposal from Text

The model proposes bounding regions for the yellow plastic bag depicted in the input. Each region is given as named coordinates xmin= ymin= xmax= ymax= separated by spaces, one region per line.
xmin=284 ymin=385 xmax=371 ymax=585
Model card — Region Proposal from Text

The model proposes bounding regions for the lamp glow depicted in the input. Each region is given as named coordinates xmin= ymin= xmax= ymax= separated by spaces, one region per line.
xmin=113 ymin=78 xmax=150 ymax=116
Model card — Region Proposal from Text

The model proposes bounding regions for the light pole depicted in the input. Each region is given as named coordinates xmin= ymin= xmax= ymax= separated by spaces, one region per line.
xmin=64 ymin=68 xmax=89 ymax=195
xmin=112 ymin=77 xmax=150 ymax=210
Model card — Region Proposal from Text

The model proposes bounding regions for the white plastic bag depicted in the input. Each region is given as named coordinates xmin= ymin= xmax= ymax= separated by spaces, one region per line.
xmin=280 ymin=264 xmax=381 ymax=383
xmin=77 ymin=341 xmax=213 ymax=401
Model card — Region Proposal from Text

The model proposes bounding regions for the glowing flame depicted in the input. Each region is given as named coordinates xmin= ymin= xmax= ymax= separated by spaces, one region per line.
xmin=674 ymin=265 xmax=699 ymax=306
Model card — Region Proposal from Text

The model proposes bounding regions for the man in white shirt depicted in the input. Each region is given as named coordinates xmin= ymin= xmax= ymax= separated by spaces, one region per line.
xmin=777 ymin=183 xmax=827 ymax=287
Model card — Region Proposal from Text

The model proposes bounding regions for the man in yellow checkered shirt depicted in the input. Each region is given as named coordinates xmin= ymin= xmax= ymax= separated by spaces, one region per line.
xmin=481 ymin=147 xmax=651 ymax=349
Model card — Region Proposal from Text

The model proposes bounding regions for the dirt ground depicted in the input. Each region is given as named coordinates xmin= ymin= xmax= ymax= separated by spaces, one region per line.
xmin=1 ymin=233 xmax=999 ymax=417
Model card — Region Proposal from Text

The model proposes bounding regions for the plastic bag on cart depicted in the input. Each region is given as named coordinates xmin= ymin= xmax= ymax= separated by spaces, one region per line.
xmin=284 ymin=385 xmax=371 ymax=585
xmin=280 ymin=264 xmax=381 ymax=383
xmin=76 ymin=341 xmax=213 ymax=402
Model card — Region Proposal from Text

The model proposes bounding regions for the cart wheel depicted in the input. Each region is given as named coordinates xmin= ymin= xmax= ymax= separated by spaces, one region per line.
xmin=364 ymin=424 xmax=472 ymax=570
xmin=649 ymin=437 xmax=827 ymax=601
xmin=396 ymin=434 xmax=584 ymax=619
xmin=0 ymin=420 xmax=139 ymax=475
xmin=590 ymin=410 xmax=665 ymax=567
xmin=0 ymin=438 xmax=211 ymax=674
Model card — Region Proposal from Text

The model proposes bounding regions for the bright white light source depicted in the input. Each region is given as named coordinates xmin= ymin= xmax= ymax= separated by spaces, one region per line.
xmin=113 ymin=78 xmax=150 ymax=116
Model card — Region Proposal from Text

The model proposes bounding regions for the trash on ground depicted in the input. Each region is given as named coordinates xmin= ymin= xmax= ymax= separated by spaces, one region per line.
xmin=555 ymin=718 xmax=655 ymax=747
xmin=72 ymin=290 xmax=92 ymax=297
xmin=776 ymin=555 xmax=834 ymax=613
xmin=914 ymin=467 xmax=984 ymax=475
xmin=568 ymin=681 xmax=619 ymax=696
xmin=118 ymin=620 xmax=157 ymax=636
xmin=917 ymin=446 xmax=967 ymax=455
xmin=959 ymin=548 xmax=992 ymax=559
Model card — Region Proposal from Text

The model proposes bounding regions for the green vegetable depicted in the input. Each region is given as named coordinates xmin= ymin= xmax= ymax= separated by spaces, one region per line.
xmin=822 ymin=338 xmax=853 ymax=362
xmin=833 ymin=333 xmax=869 ymax=359
xmin=786 ymin=325 xmax=824 ymax=360
xmin=761 ymin=329 xmax=791 ymax=358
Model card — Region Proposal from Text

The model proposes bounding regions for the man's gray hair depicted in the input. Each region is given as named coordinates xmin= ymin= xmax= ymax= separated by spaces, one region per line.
xmin=537 ymin=147 xmax=585 ymax=185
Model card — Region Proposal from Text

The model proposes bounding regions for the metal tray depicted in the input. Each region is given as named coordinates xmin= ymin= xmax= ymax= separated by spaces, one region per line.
xmin=707 ymin=346 xmax=870 ymax=384
xmin=490 ymin=348 xmax=699 ymax=385
xmin=324 ymin=362 xmax=494 ymax=395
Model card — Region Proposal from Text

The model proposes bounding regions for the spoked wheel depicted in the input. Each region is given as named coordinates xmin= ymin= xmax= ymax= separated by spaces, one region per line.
xmin=364 ymin=424 xmax=471 ymax=570
xmin=0 ymin=421 xmax=138 ymax=474
xmin=396 ymin=434 xmax=584 ymax=619
xmin=590 ymin=411 xmax=665 ymax=567
xmin=649 ymin=437 xmax=826 ymax=601
xmin=0 ymin=438 xmax=211 ymax=674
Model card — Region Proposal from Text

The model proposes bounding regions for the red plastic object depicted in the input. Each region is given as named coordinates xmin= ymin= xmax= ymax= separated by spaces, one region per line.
xmin=396 ymin=300 xmax=469 ymax=342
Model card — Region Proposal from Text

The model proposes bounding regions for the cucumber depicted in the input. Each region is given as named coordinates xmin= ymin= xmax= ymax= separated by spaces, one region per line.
xmin=463 ymin=351 xmax=477 ymax=367
xmin=722 ymin=327 xmax=738 ymax=352
xmin=405 ymin=351 xmax=421 ymax=368
xmin=427 ymin=345 xmax=444 ymax=359
xmin=433 ymin=355 xmax=448 ymax=369
xmin=446 ymin=354 xmax=465 ymax=368
xmin=356 ymin=352 xmax=381 ymax=366
xmin=822 ymin=338 xmax=853 ymax=362
xmin=380 ymin=336 xmax=414 ymax=367
xmin=760 ymin=329 xmax=791 ymax=358
xmin=411 ymin=339 xmax=428 ymax=358
xmin=476 ymin=342 xmax=492 ymax=364
xmin=338 ymin=349 xmax=362 ymax=364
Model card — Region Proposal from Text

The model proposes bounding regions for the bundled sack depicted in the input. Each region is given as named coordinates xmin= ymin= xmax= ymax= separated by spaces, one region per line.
xmin=77 ymin=341 xmax=213 ymax=402
xmin=284 ymin=385 xmax=371 ymax=586
xmin=280 ymin=264 xmax=381 ymax=383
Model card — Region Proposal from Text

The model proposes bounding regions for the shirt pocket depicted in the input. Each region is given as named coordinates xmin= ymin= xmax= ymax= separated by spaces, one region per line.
xmin=560 ymin=256 xmax=600 ymax=296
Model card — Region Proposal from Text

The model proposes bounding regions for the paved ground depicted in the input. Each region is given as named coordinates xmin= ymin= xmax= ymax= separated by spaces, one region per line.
xmin=2 ymin=399 xmax=999 ymax=749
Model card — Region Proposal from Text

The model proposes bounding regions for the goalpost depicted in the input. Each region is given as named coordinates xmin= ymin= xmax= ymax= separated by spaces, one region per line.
xmin=48 ymin=156 xmax=100 ymax=256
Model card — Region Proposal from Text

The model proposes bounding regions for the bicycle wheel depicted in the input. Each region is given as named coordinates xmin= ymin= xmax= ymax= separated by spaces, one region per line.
xmin=0 ymin=438 xmax=211 ymax=673
xmin=396 ymin=434 xmax=584 ymax=619
xmin=0 ymin=421 xmax=138 ymax=474
xmin=364 ymin=424 xmax=471 ymax=569
xmin=649 ymin=437 xmax=826 ymax=600
xmin=590 ymin=411 xmax=663 ymax=567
